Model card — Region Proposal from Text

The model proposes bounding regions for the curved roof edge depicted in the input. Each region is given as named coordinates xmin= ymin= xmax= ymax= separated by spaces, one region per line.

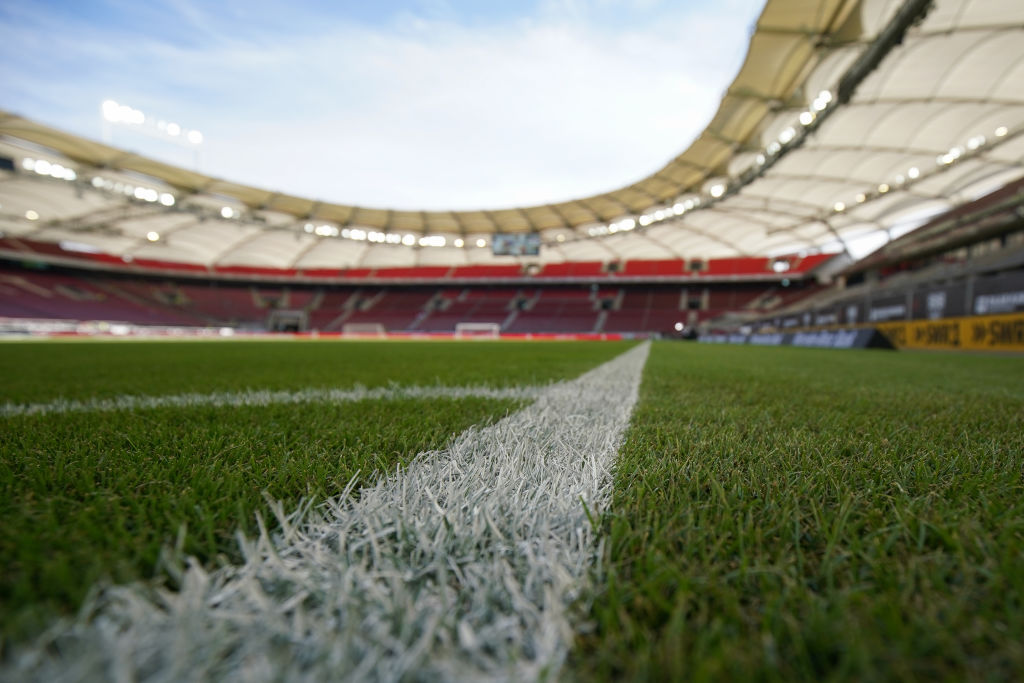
xmin=0 ymin=0 xmax=860 ymax=236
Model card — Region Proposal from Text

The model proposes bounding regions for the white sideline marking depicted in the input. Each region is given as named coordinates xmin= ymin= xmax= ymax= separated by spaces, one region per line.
xmin=7 ymin=342 xmax=651 ymax=682
xmin=0 ymin=384 xmax=546 ymax=418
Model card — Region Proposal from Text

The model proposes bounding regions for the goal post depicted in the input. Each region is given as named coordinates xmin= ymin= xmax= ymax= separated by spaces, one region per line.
xmin=341 ymin=322 xmax=386 ymax=337
xmin=454 ymin=322 xmax=501 ymax=339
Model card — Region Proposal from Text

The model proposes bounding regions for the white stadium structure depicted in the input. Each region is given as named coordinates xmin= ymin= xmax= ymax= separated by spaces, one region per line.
xmin=0 ymin=0 xmax=1022 ymax=347
xmin=1 ymin=0 xmax=1020 ymax=268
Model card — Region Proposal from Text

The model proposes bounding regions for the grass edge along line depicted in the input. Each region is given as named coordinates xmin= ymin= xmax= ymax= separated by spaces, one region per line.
xmin=573 ymin=343 xmax=1024 ymax=681
xmin=1 ymin=396 xmax=525 ymax=641
xmin=5 ymin=342 xmax=651 ymax=681
xmin=0 ymin=383 xmax=547 ymax=418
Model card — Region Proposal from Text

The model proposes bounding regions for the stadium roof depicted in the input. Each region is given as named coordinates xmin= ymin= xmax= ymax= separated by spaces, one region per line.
xmin=1 ymin=0 xmax=1022 ymax=270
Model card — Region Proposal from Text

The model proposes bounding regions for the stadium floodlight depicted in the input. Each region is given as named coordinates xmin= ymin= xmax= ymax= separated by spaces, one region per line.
xmin=766 ymin=141 xmax=781 ymax=155
xmin=101 ymin=99 xmax=204 ymax=159
xmin=778 ymin=126 xmax=796 ymax=144
xmin=159 ymin=193 xmax=175 ymax=207
xmin=220 ymin=207 xmax=234 ymax=219
xmin=476 ymin=238 xmax=487 ymax=248
xmin=907 ymin=167 xmax=920 ymax=180
xmin=674 ymin=322 xmax=684 ymax=332
xmin=833 ymin=201 xmax=846 ymax=213
xmin=966 ymin=135 xmax=986 ymax=150
xmin=146 ymin=231 xmax=160 ymax=241
xmin=402 ymin=234 xmax=416 ymax=246
xmin=811 ymin=89 xmax=833 ymax=112
xmin=709 ymin=184 xmax=725 ymax=198
xmin=23 ymin=157 xmax=77 ymax=181
xmin=25 ymin=209 xmax=39 ymax=220
xmin=878 ymin=183 xmax=890 ymax=193
xmin=855 ymin=193 xmax=867 ymax=203
xmin=994 ymin=126 xmax=1008 ymax=137
xmin=454 ymin=238 xmax=465 ymax=248
xmin=937 ymin=145 xmax=963 ymax=165
xmin=799 ymin=111 xmax=815 ymax=126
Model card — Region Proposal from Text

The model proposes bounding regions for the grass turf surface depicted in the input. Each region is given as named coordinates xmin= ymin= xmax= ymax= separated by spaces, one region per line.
xmin=0 ymin=339 xmax=633 ymax=643
xmin=0 ymin=339 xmax=634 ymax=403
xmin=575 ymin=342 xmax=1024 ymax=681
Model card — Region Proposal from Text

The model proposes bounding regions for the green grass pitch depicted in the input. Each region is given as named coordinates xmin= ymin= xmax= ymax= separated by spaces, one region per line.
xmin=575 ymin=343 xmax=1024 ymax=681
xmin=2 ymin=338 xmax=1023 ymax=680
xmin=0 ymin=339 xmax=632 ymax=640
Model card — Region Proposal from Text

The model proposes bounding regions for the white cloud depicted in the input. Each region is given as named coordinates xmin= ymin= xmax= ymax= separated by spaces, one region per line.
xmin=0 ymin=0 xmax=764 ymax=211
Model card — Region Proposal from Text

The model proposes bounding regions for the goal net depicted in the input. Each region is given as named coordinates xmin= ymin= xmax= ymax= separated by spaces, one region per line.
xmin=454 ymin=322 xmax=501 ymax=339
xmin=341 ymin=322 xmax=386 ymax=337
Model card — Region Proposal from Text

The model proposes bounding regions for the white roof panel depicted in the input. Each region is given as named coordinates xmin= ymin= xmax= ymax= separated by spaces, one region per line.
xmin=1 ymin=0 xmax=1021 ymax=268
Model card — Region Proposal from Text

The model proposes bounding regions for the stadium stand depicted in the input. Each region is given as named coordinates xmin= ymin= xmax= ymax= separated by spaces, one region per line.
xmin=537 ymin=262 xmax=607 ymax=278
xmin=745 ymin=181 xmax=1024 ymax=334
xmin=340 ymin=288 xmax=438 ymax=332
xmin=417 ymin=288 xmax=518 ymax=333
xmin=0 ymin=0 xmax=1019 ymax=345
xmin=449 ymin=265 xmax=523 ymax=279
xmin=504 ymin=289 xmax=600 ymax=333
xmin=0 ymin=257 xmax=828 ymax=335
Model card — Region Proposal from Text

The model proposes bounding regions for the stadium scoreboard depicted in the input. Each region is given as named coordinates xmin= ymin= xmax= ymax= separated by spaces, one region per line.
xmin=492 ymin=233 xmax=541 ymax=256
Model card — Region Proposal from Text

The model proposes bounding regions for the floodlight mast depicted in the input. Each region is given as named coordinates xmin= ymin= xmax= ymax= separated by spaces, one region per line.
xmin=100 ymin=99 xmax=204 ymax=170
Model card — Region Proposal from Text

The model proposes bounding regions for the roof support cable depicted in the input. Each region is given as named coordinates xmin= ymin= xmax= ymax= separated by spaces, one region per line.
xmin=722 ymin=0 xmax=936 ymax=203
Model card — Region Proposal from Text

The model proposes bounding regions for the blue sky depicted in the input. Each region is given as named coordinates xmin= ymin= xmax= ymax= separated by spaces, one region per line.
xmin=0 ymin=0 xmax=764 ymax=210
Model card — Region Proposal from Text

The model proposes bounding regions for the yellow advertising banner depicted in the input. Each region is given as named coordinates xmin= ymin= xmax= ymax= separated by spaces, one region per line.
xmin=875 ymin=312 xmax=1024 ymax=351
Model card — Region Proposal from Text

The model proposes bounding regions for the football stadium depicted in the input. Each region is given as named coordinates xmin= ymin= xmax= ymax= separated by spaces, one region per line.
xmin=1 ymin=0 xmax=1023 ymax=680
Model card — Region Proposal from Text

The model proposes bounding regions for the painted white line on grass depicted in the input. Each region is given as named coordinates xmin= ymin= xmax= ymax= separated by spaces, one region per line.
xmin=1 ymin=384 xmax=547 ymax=418
xmin=8 ymin=342 xmax=651 ymax=682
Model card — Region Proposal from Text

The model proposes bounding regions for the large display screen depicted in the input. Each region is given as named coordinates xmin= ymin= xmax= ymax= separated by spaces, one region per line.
xmin=492 ymin=233 xmax=541 ymax=256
